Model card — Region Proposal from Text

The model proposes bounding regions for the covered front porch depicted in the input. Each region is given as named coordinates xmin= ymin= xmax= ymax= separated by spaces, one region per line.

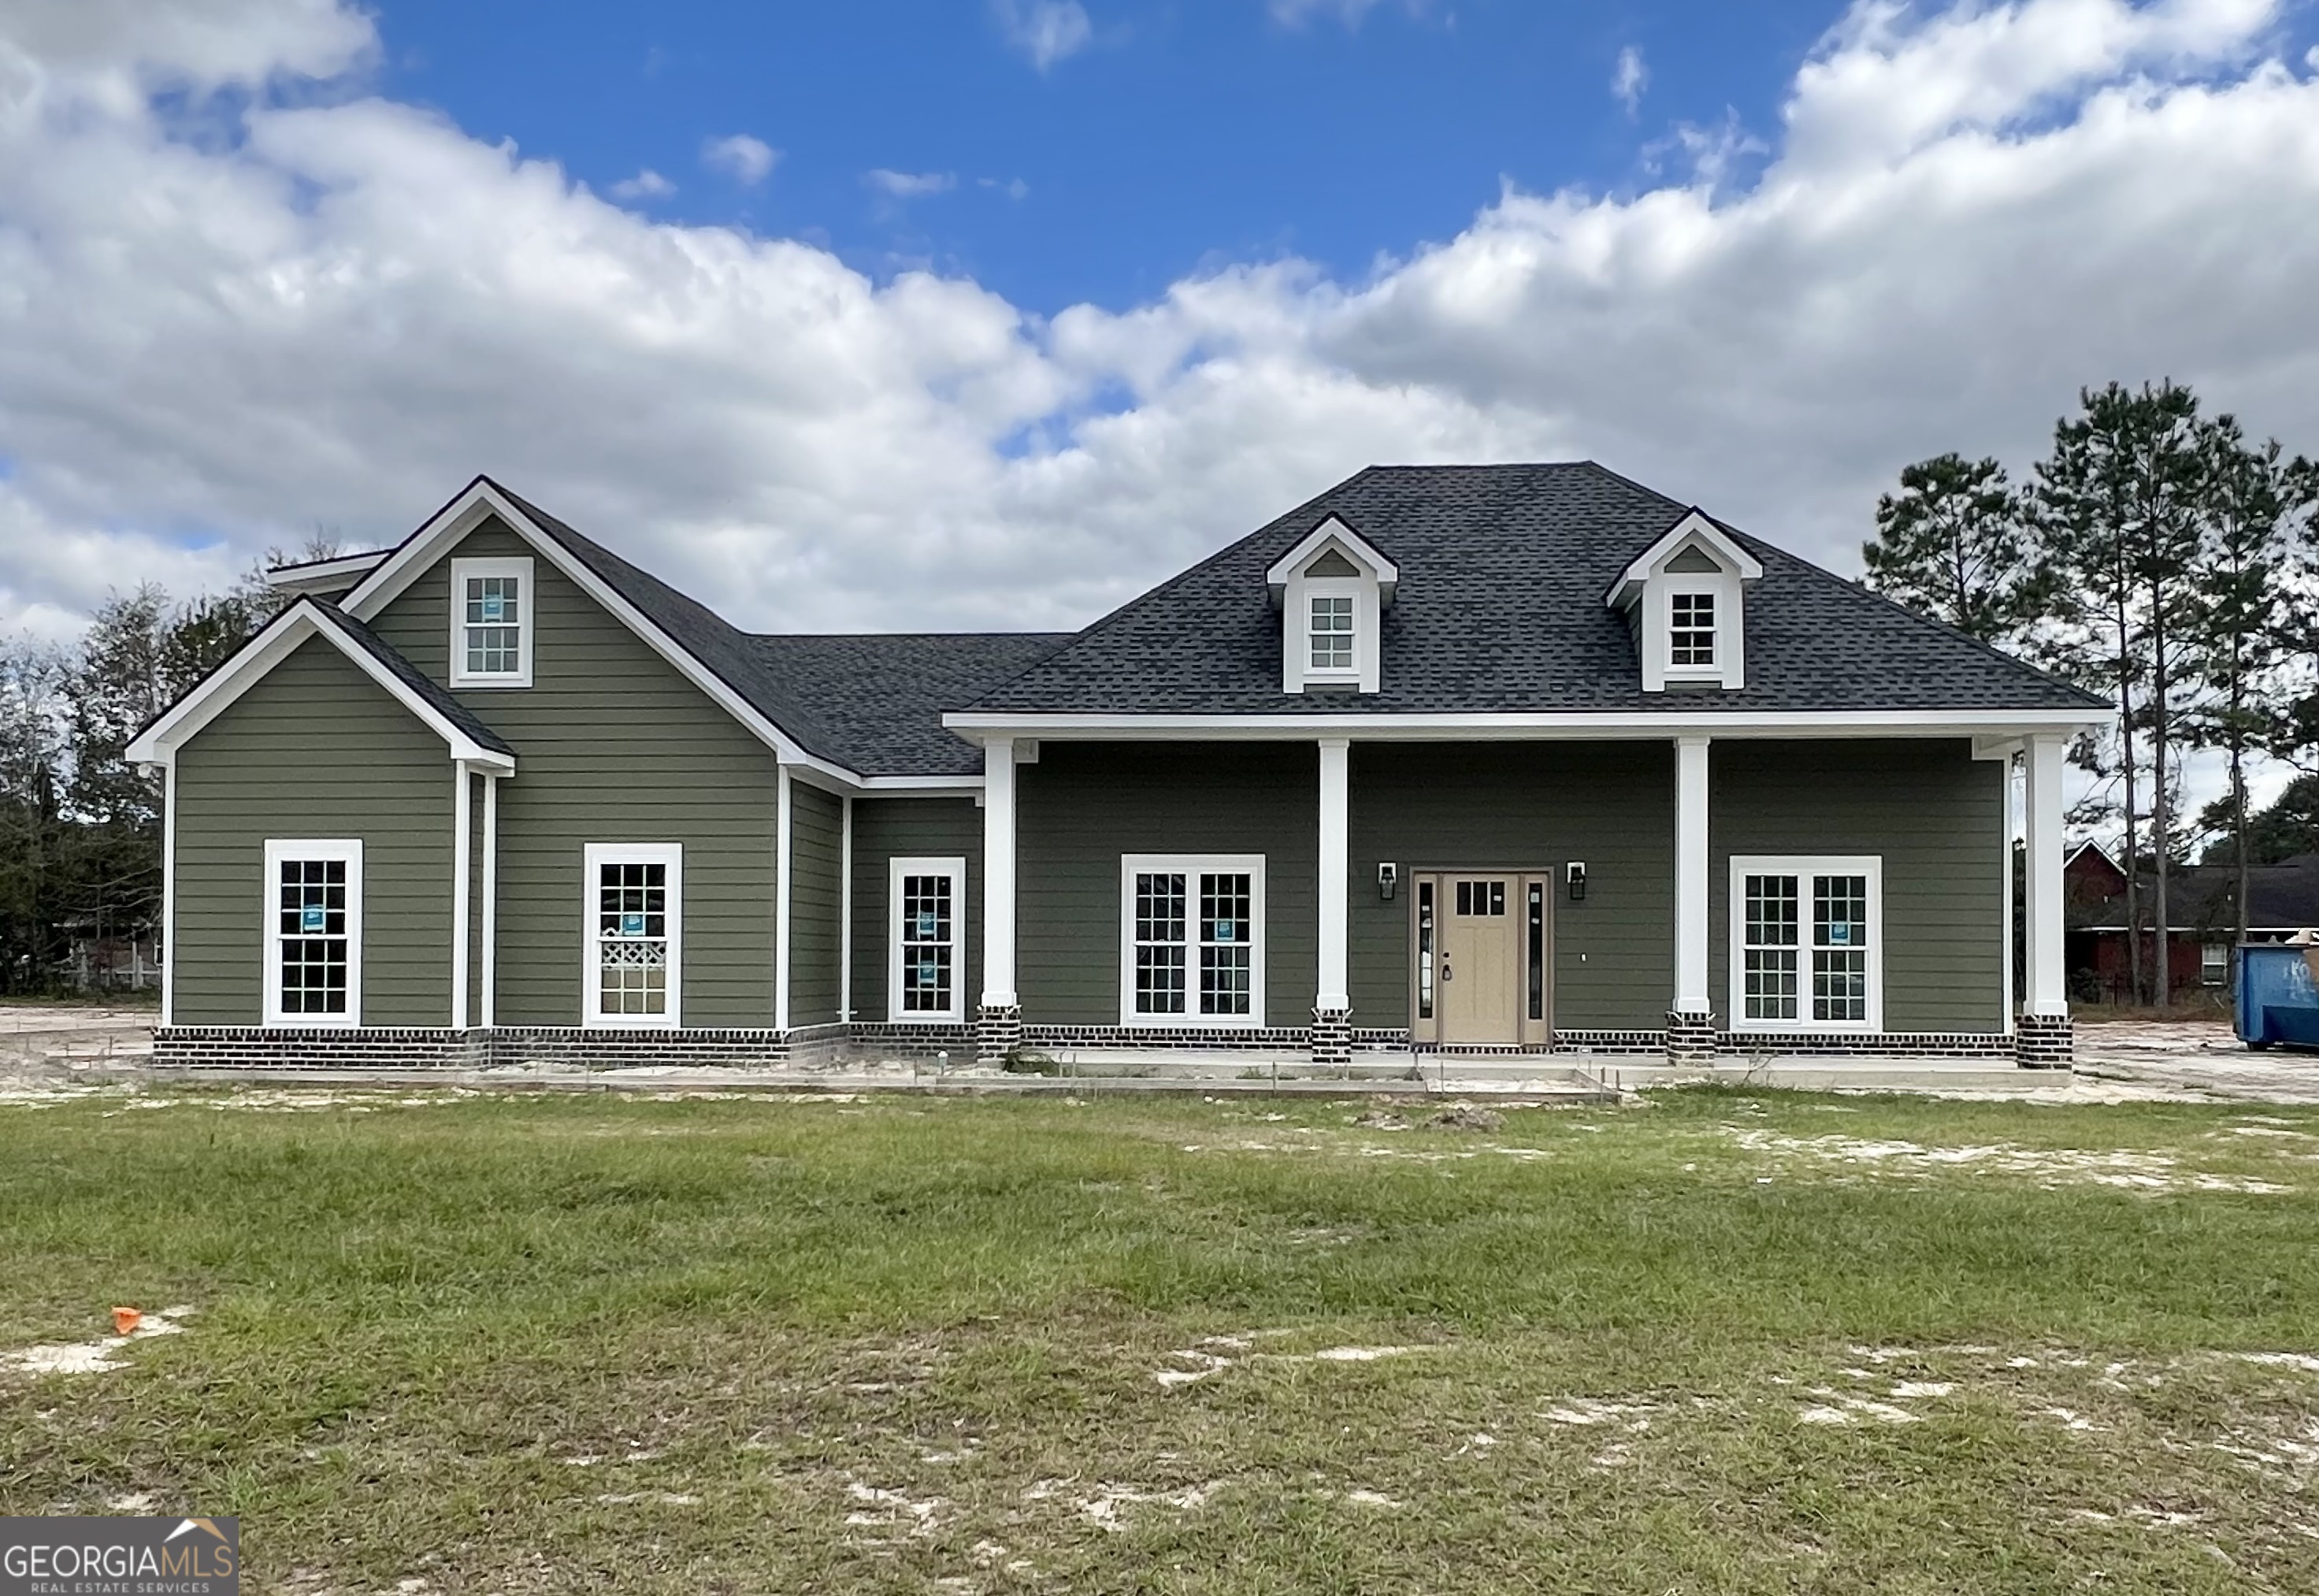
xmin=964 ymin=729 xmax=2079 ymax=1071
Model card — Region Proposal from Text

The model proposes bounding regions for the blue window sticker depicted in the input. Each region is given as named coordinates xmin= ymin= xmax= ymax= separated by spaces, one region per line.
xmin=917 ymin=911 xmax=938 ymax=939
xmin=621 ymin=911 xmax=645 ymax=936
xmin=1214 ymin=920 xmax=1236 ymax=942
xmin=1827 ymin=922 xmax=1851 ymax=945
xmin=301 ymin=904 xmax=326 ymax=933
xmin=481 ymin=592 xmax=505 ymax=622
xmin=918 ymin=959 xmax=940 ymax=985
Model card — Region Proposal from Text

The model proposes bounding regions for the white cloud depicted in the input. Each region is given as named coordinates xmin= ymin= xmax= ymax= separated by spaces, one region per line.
xmin=866 ymin=169 xmax=956 ymax=199
xmin=1612 ymin=45 xmax=1649 ymax=116
xmin=1267 ymin=0 xmax=1430 ymax=28
xmin=608 ymin=168 xmax=674 ymax=202
xmin=980 ymin=176 xmax=1032 ymax=200
xmin=701 ymin=133 xmax=777 ymax=185
xmin=990 ymin=1 xmax=1092 ymax=72
xmin=5 ymin=0 xmax=2319 ymax=669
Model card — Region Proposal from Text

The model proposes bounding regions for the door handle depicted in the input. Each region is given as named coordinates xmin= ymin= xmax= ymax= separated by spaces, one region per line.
xmin=1441 ymin=959 xmax=1453 ymax=983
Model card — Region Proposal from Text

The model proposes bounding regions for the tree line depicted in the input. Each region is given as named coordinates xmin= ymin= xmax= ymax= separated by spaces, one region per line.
xmin=0 ymin=547 xmax=329 ymax=995
xmin=1861 ymin=380 xmax=2319 ymax=1007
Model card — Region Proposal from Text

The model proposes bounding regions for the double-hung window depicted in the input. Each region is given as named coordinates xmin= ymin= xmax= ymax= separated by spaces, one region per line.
xmin=584 ymin=843 xmax=681 ymax=1026
xmin=450 ymin=556 xmax=534 ymax=687
xmin=1120 ymin=854 xmax=1265 ymax=1026
xmin=263 ymin=839 xmax=362 ymax=1026
xmin=1730 ymin=856 xmax=1882 ymax=1031
xmin=1304 ymin=581 xmax=1360 ymax=682
xmin=1668 ymin=589 xmax=1716 ymax=670
xmin=889 ymin=856 xmax=966 ymax=1023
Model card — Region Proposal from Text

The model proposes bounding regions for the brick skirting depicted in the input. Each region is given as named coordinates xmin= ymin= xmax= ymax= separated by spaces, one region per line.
xmin=2013 ymin=1011 xmax=2074 ymax=1070
xmin=975 ymin=1004 xmax=1023 ymax=1065
xmin=1310 ymin=1008 xmax=1352 ymax=1071
xmin=1666 ymin=1010 xmax=1718 ymax=1063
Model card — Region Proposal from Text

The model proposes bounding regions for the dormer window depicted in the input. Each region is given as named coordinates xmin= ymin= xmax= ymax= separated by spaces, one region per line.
xmin=450 ymin=556 xmax=534 ymax=687
xmin=1668 ymin=590 xmax=1716 ymax=669
xmin=1605 ymin=510 xmax=1763 ymax=692
xmin=1267 ymin=515 xmax=1398 ymax=696
xmin=1308 ymin=592 xmax=1356 ymax=674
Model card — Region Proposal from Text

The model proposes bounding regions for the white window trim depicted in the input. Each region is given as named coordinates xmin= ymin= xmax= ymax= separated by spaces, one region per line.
xmin=1118 ymin=852 xmax=1267 ymax=1028
xmin=1727 ymin=854 xmax=1883 ymax=1034
xmin=1301 ymin=577 xmax=1364 ymax=685
xmin=262 ymin=838 xmax=363 ymax=1028
xmin=449 ymin=555 xmax=535 ymax=688
xmin=1664 ymin=582 xmax=1723 ymax=680
xmin=582 ymin=842 xmax=682 ymax=1028
xmin=888 ymin=856 xmax=967 ymax=1024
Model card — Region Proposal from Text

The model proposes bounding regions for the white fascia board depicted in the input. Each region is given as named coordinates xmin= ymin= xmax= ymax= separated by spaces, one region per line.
xmin=342 ymin=478 xmax=864 ymax=788
xmin=126 ymin=600 xmax=516 ymax=772
xmin=856 ymin=776 xmax=985 ymax=794
xmin=1605 ymin=510 xmax=1764 ymax=609
xmin=941 ymin=707 xmax=2109 ymax=742
xmin=1264 ymin=515 xmax=1400 ymax=603
xmin=264 ymin=551 xmax=391 ymax=594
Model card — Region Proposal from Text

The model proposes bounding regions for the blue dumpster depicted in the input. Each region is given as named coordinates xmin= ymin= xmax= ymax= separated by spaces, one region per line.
xmin=2235 ymin=943 xmax=2319 ymax=1049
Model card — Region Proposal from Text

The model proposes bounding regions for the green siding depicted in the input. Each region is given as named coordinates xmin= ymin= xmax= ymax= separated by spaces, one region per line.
xmin=1711 ymin=739 xmax=2003 ymax=1033
xmin=851 ymin=796 xmax=984 ymax=1022
xmin=1349 ymin=742 xmax=1676 ymax=1030
xmin=1018 ymin=743 xmax=1317 ymax=1028
xmin=366 ymin=518 xmax=778 ymax=1026
xmin=173 ymin=639 xmax=453 ymax=1026
xmin=788 ymin=781 xmax=844 ymax=1026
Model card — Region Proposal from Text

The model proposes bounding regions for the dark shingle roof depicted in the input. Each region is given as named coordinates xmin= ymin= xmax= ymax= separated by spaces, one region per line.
xmin=965 ymin=462 xmax=2104 ymax=715
xmin=2075 ymin=856 xmax=2319 ymax=933
xmin=751 ymin=633 xmax=1074 ymax=777
xmin=310 ymin=600 xmax=514 ymax=756
xmin=491 ymin=482 xmax=1066 ymax=775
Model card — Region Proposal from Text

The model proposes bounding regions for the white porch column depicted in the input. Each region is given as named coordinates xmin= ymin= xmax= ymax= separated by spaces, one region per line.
xmin=775 ymin=764 xmax=793 ymax=1032
xmin=2023 ymin=733 xmax=2068 ymax=1017
xmin=839 ymin=794 xmax=855 ymax=1024
xmin=981 ymin=737 xmax=1019 ymax=1011
xmin=480 ymin=772 xmax=498 ymax=1028
xmin=1673 ymin=735 xmax=1712 ymax=1015
xmin=1315 ymin=739 xmax=1350 ymax=1014
xmin=451 ymin=764 xmax=471 ymax=1030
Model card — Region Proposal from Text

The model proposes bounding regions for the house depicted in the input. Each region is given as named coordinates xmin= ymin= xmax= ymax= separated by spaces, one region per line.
xmin=2067 ymin=850 xmax=2319 ymax=1003
xmin=127 ymin=466 xmax=2107 ymax=1072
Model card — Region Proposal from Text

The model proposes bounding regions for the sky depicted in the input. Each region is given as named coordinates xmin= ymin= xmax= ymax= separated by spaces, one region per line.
xmin=3 ymin=0 xmax=2319 ymax=667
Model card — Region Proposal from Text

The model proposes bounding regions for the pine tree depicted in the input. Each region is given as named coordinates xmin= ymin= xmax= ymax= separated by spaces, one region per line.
xmin=1862 ymin=453 xmax=2037 ymax=644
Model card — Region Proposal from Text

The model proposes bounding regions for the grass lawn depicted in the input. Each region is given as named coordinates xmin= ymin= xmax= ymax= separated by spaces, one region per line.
xmin=3 ymin=1086 xmax=2317 ymax=1594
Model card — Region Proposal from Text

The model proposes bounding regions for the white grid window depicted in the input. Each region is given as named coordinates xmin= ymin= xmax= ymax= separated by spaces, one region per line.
xmin=263 ymin=839 xmax=362 ymax=1027
xmin=1309 ymin=594 xmax=1355 ymax=672
xmin=584 ymin=844 xmax=681 ymax=1026
xmin=1121 ymin=855 xmax=1265 ymax=1026
xmin=889 ymin=856 xmax=966 ymax=1023
xmin=1731 ymin=856 xmax=1881 ymax=1031
xmin=450 ymin=557 xmax=534 ymax=686
xmin=1670 ymin=591 xmax=1716 ymax=667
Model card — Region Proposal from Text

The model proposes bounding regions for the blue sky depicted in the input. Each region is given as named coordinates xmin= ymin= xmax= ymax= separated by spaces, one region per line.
xmin=373 ymin=0 xmax=1841 ymax=314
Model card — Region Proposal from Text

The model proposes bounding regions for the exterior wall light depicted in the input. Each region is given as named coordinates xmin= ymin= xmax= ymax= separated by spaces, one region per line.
xmin=1566 ymin=861 xmax=1588 ymax=901
xmin=1377 ymin=862 xmax=1398 ymax=901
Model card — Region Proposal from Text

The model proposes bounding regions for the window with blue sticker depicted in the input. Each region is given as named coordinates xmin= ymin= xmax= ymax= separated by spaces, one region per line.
xmin=896 ymin=867 xmax=958 ymax=1019
xmin=276 ymin=855 xmax=351 ymax=1015
xmin=596 ymin=859 xmax=669 ymax=1017
xmin=455 ymin=561 xmax=529 ymax=682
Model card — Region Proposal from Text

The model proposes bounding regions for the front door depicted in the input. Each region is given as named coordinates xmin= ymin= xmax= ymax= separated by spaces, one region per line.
xmin=1438 ymin=875 xmax=1521 ymax=1045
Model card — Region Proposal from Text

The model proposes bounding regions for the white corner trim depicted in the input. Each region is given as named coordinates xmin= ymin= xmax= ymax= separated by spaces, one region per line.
xmin=1605 ymin=508 xmax=1764 ymax=608
xmin=262 ymin=838 xmax=364 ymax=1028
xmin=1117 ymin=852 xmax=1268 ymax=1029
xmin=887 ymin=856 xmax=969 ymax=1024
xmin=581 ymin=841 xmax=684 ymax=1028
xmin=775 ymin=767 xmax=793 ymax=1032
xmin=447 ymin=555 xmax=536 ymax=689
xmin=126 ymin=600 xmax=514 ymax=773
xmin=1726 ymin=853 xmax=1885 ymax=1034
xmin=158 ymin=755 xmax=177 ymax=1026
xmin=451 ymin=766 xmax=471 ymax=1030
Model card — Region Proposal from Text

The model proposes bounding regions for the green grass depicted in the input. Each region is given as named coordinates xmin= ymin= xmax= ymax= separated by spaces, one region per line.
xmin=4 ymin=1086 xmax=2318 ymax=1593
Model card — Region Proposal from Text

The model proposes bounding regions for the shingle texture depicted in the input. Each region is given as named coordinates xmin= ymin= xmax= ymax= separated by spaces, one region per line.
xmin=963 ymin=462 xmax=2104 ymax=715
xmin=309 ymin=600 xmax=514 ymax=755
xmin=496 ymin=484 xmax=1066 ymax=776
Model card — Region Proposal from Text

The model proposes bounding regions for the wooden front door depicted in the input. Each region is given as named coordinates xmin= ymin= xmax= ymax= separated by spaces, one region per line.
xmin=1438 ymin=875 xmax=1521 ymax=1045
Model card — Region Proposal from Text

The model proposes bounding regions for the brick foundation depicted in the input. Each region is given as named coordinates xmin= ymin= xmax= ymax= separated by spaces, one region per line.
xmin=1309 ymin=1007 xmax=1352 ymax=1071
xmin=975 ymin=1004 xmax=1023 ymax=1065
xmin=2013 ymin=1011 xmax=2074 ymax=1071
xmin=1665 ymin=1010 xmax=1717 ymax=1063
